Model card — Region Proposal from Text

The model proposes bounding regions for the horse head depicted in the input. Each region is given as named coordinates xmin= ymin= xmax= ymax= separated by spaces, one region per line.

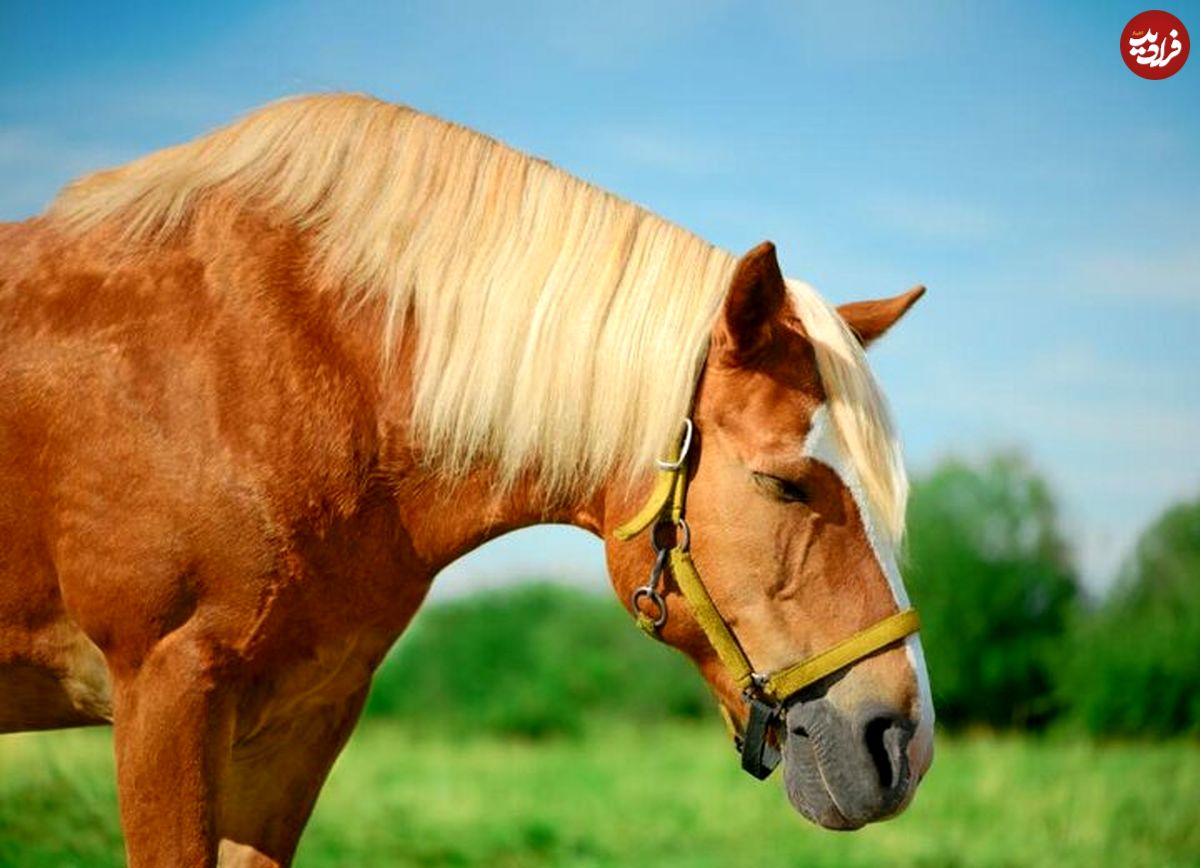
xmin=605 ymin=241 xmax=932 ymax=829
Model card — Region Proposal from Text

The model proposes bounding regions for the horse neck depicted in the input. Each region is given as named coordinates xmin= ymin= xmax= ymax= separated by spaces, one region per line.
xmin=179 ymin=202 xmax=621 ymax=576
xmin=381 ymin=459 xmax=611 ymax=575
xmin=366 ymin=329 xmax=615 ymax=577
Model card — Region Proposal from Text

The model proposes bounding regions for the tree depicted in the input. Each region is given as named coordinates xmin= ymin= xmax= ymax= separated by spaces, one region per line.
xmin=903 ymin=453 xmax=1079 ymax=728
xmin=1063 ymin=494 xmax=1200 ymax=736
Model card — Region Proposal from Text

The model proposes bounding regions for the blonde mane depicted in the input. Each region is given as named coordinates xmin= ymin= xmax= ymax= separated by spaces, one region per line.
xmin=50 ymin=93 xmax=905 ymax=537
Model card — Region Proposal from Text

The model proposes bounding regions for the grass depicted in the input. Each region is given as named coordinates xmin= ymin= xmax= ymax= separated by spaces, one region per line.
xmin=1 ymin=721 xmax=1198 ymax=867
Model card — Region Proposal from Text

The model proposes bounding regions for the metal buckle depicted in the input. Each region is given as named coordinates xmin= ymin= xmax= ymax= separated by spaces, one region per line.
xmin=650 ymin=517 xmax=689 ymax=554
xmin=655 ymin=418 xmax=693 ymax=471
xmin=630 ymin=417 xmax=694 ymax=634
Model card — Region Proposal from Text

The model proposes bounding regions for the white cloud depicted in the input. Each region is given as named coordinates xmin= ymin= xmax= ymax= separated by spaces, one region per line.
xmin=894 ymin=344 xmax=1200 ymax=591
xmin=866 ymin=192 xmax=999 ymax=243
xmin=782 ymin=1 xmax=975 ymax=64
xmin=526 ymin=0 xmax=733 ymax=66
xmin=0 ymin=127 xmax=132 ymax=219
xmin=597 ymin=123 xmax=731 ymax=175
xmin=1073 ymin=249 xmax=1200 ymax=308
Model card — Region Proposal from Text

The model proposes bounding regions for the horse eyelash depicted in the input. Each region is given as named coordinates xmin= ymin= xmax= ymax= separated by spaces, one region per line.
xmin=751 ymin=472 xmax=809 ymax=504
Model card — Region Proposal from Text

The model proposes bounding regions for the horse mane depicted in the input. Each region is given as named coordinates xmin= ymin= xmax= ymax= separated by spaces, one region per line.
xmin=49 ymin=93 xmax=905 ymax=537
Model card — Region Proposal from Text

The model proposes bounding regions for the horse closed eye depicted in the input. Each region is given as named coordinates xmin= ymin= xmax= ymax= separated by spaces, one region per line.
xmin=752 ymin=472 xmax=809 ymax=504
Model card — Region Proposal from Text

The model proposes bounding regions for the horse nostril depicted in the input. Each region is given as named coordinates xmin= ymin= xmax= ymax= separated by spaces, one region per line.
xmin=862 ymin=714 xmax=914 ymax=793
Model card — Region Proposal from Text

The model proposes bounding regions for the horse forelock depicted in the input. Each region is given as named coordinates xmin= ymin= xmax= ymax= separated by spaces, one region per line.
xmin=786 ymin=279 xmax=908 ymax=542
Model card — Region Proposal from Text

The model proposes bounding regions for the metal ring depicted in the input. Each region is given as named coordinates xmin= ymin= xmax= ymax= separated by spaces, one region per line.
xmin=632 ymin=585 xmax=668 ymax=629
xmin=655 ymin=418 xmax=694 ymax=471
xmin=651 ymin=518 xmax=690 ymax=554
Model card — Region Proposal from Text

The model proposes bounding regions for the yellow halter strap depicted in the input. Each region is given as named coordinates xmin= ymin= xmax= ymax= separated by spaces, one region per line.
xmin=614 ymin=420 xmax=920 ymax=778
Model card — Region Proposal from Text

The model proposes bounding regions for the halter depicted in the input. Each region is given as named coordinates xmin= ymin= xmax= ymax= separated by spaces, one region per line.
xmin=614 ymin=419 xmax=921 ymax=779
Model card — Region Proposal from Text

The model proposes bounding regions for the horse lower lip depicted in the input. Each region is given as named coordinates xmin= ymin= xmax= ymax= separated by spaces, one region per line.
xmin=781 ymin=720 xmax=854 ymax=829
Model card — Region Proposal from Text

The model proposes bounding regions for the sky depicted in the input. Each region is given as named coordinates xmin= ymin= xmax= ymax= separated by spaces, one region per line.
xmin=2 ymin=1 xmax=1197 ymax=597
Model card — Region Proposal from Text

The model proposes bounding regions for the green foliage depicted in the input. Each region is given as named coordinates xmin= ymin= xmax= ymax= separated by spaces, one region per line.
xmin=5 ymin=726 xmax=1200 ymax=867
xmin=903 ymin=453 xmax=1079 ymax=728
xmin=1062 ymin=495 xmax=1200 ymax=736
xmin=365 ymin=583 xmax=711 ymax=737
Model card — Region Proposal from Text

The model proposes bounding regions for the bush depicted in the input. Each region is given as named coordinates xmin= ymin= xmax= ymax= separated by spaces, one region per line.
xmin=903 ymin=453 xmax=1079 ymax=728
xmin=1061 ymin=495 xmax=1200 ymax=737
xmin=365 ymin=583 xmax=712 ymax=738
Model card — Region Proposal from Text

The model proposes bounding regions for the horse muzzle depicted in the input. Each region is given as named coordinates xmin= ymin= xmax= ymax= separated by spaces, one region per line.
xmin=781 ymin=697 xmax=923 ymax=830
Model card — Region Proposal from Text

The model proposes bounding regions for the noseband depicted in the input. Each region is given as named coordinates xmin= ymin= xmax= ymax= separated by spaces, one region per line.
xmin=615 ymin=419 xmax=920 ymax=780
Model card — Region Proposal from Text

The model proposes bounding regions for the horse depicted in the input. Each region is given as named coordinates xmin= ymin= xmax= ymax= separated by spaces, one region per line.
xmin=0 ymin=93 xmax=933 ymax=867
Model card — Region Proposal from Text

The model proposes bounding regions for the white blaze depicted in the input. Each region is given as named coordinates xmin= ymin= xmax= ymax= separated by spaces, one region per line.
xmin=802 ymin=405 xmax=935 ymax=736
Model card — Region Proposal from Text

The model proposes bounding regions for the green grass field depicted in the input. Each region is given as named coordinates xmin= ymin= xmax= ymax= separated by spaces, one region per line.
xmin=2 ymin=721 xmax=1197 ymax=867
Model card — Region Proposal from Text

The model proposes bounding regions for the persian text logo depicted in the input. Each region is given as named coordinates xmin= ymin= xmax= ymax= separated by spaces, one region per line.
xmin=1122 ymin=10 xmax=1189 ymax=79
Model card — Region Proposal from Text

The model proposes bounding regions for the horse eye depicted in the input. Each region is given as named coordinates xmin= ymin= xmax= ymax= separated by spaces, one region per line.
xmin=752 ymin=472 xmax=809 ymax=504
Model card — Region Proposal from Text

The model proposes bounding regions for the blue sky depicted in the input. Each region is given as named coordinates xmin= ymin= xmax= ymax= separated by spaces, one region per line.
xmin=2 ymin=1 xmax=1197 ymax=595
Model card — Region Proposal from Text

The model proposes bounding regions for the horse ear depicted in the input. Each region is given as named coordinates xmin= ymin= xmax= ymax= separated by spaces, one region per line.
xmin=837 ymin=285 xmax=925 ymax=348
xmin=714 ymin=241 xmax=787 ymax=361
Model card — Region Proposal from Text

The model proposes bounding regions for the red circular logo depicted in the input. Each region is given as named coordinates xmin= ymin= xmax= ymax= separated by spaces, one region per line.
xmin=1122 ymin=10 xmax=1189 ymax=79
